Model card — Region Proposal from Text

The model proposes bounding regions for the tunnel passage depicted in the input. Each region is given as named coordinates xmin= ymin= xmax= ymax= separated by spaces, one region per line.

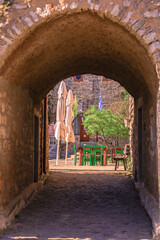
xmin=0 ymin=10 xmax=158 ymax=101
xmin=0 ymin=9 xmax=159 ymax=232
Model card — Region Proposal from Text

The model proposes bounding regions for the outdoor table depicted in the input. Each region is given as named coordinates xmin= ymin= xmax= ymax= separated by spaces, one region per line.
xmin=103 ymin=147 xmax=108 ymax=166
xmin=78 ymin=146 xmax=108 ymax=166
xmin=78 ymin=147 xmax=83 ymax=166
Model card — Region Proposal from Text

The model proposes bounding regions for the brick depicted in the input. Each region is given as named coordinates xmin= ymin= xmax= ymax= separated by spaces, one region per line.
xmin=118 ymin=7 xmax=127 ymax=19
xmin=94 ymin=4 xmax=100 ymax=10
xmin=12 ymin=4 xmax=28 ymax=9
xmin=122 ymin=11 xmax=133 ymax=23
xmin=143 ymin=31 xmax=157 ymax=44
xmin=12 ymin=24 xmax=21 ymax=35
xmin=111 ymin=4 xmax=120 ymax=17
xmin=1 ymin=36 xmax=12 ymax=45
xmin=0 ymin=44 xmax=7 ymax=56
xmin=0 ymin=23 xmax=5 ymax=28
xmin=133 ymin=0 xmax=140 ymax=9
xmin=157 ymin=62 xmax=160 ymax=69
xmin=21 ymin=16 xmax=34 ymax=27
xmin=0 ymin=91 xmax=6 ymax=98
xmin=149 ymin=41 xmax=160 ymax=53
xmin=123 ymin=0 xmax=131 ymax=7
xmin=128 ymin=18 xmax=138 ymax=26
xmin=29 ymin=11 xmax=39 ymax=22
xmin=0 ymin=127 xmax=6 ymax=138
xmin=0 ymin=102 xmax=5 ymax=112
xmin=143 ymin=9 xmax=160 ymax=18
xmin=7 ymin=29 xmax=16 ymax=39
xmin=137 ymin=27 xmax=152 ymax=37
xmin=0 ymin=114 xmax=6 ymax=125
xmin=132 ymin=19 xmax=145 ymax=31
xmin=70 ymin=2 xmax=78 ymax=9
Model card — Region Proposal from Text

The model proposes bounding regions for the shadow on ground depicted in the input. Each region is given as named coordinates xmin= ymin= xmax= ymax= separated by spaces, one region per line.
xmin=0 ymin=163 xmax=153 ymax=240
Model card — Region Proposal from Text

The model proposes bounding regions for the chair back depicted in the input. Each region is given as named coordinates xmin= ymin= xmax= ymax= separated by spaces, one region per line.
xmin=114 ymin=146 xmax=124 ymax=157
xmin=83 ymin=145 xmax=93 ymax=154
xmin=93 ymin=145 xmax=104 ymax=155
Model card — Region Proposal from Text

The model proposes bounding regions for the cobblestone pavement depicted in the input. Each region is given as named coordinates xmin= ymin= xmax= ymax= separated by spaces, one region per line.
xmin=0 ymin=161 xmax=153 ymax=240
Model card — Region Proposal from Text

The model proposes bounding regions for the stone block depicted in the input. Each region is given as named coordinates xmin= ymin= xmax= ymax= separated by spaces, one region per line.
xmin=12 ymin=4 xmax=28 ymax=9
xmin=149 ymin=41 xmax=160 ymax=54
xmin=6 ymin=29 xmax=16 ymax=39
xmin=12 ymin=24 xmax=21 ymax=35
xmin=143 ymin=31 xmax=157 ymax=44
xmin=29 ymin=10 xmax=39 ymax=22
xmin=70 ymin=2 xmax=78 ymax=9
xmin=137 ymin=27 xmax=151 ymax=37
xmin=1 ymin=36 xmax=12 ymax=45
xmin=0 ymin=44 xmax=7 ymax=56
xmin=123 ymin=0 xmax=131 ymax=7
xmin=153 ymin=51 xmax=160 ymax=62
xmin=21 ymin=16 xmax=34 ymax=27
xmin=118 ymin=7 xmax=127 ymax=19
xmin=0 ymin=102 xmax=5 ymax=113
xmin=0 ymin=114 xmax=6 ymax=125
xmin=122 ymin=11 xmax=133 ymax=23
xmin=111 ymin=4 xmax=120 ymax=17
xmin=132 ymin=19 xmax=145 ymax=31
xmin=143 ymin=9 xmax=160 ymax=18
xmin=94 ymin=4 xmax=100 ymax=10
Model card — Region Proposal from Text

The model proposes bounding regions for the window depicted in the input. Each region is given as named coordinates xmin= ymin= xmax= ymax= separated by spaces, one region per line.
xmin=73 ymin=75 xmax=83 ymax=82
xmin=102 ymin=76 xmax=112 ymax=82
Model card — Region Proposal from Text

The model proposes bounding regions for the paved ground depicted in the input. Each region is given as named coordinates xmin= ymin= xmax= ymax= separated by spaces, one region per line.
xmin=0 ymin=160 xmax=153 ymax=240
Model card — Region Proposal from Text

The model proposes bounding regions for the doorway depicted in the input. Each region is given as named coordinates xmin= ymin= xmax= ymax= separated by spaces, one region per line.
xmin=34 ymin=115 xmax=39 ymax=182
xmin=138 ymin=107 xmax=143 ymax=182
xmin=43 ymin=97 xmax=47 ymax=174
xmin=80 ymin=116 xmax=90 ymax=142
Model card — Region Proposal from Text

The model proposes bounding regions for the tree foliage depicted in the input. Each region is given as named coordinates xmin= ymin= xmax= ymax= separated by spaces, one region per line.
xmin=83 ymin=105 xmax=129 ymax=146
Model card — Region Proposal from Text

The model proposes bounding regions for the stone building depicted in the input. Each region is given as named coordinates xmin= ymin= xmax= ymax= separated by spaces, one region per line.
xmin=0 ymin=0 xmax=160 ymax=235
xmin=48 ymin=74 xmax=129 ymax=159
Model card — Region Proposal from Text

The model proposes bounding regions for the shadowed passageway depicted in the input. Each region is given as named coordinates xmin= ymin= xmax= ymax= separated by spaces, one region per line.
xmin=0 ymin=169 xmax=152 ymax=240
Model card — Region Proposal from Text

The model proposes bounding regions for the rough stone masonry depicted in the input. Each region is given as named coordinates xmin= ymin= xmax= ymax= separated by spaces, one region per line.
xmin=0 ymin=0 xmax=160 ymax=236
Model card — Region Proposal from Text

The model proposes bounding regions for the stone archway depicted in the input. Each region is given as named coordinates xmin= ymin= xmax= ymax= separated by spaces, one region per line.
xmin=0 ymin=2 xmax=160 ymax=234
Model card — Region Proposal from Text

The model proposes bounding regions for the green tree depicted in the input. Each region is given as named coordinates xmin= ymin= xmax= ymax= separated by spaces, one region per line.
xmin=83 ymin=106 xmax=129 ymax=146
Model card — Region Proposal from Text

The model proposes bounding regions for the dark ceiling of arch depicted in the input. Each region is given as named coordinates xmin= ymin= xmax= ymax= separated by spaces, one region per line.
xmin=0 ymin=10 xmax=157 ymax=102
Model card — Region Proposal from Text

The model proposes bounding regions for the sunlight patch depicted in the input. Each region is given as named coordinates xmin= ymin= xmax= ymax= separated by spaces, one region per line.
xmin=10 ymin=237 xmax=38 ymax=239
xmin=48 ymin=238 xmax=92 ymax=240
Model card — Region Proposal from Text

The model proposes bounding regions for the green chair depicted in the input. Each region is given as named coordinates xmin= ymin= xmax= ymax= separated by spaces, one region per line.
xmin=74 ymin=145 xmax=77 ymax=166
xmin=114 ymin=146 xmax=125 ymax=167
xmin=114 ymin=146 xmax=124 ymax=157
xmin=82 ymin=145 xmax=93 ymax=166
xmin=93 ymin=145 xmax=105 ymax=166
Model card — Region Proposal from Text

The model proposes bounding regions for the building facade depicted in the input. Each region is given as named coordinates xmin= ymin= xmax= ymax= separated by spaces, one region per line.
xmin=48 ymin=74 xmax=129 ymax=159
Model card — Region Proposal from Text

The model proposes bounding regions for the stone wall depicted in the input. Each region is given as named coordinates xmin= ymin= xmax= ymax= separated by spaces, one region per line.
xmin=129 ymin=93 xmax=160 ymax=235
xmin=48 ymin=74 xmax=128 ymax=159
xmin=130 ymin=93 xmax=158 ymax=202
xmin=0 ymin=80 xmax=34 ymax=208
xmin=0 ymin=79 xmax=48 ymax=212
xmin=48 ymin=74 xmax=126 ymax=123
